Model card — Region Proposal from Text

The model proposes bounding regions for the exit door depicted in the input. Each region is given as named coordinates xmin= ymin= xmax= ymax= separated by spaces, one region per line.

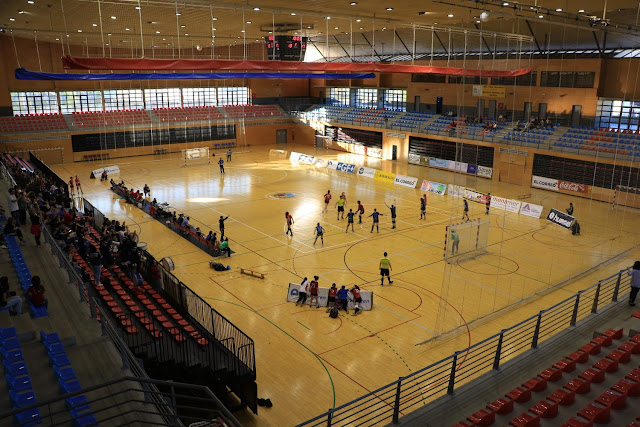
xmin=276 ymin=129 xmax=287 ymax=144
xmin=392 ymin=145 xmax=398 ymax=161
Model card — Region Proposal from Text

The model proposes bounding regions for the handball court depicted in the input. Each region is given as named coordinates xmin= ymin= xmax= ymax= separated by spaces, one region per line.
xmin=52 ymin=145 xmax=640 ymax=426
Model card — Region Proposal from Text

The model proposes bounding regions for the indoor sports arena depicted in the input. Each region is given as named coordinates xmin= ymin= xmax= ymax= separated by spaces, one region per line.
xmin=1 ymin=0 xmax=640 ymax=425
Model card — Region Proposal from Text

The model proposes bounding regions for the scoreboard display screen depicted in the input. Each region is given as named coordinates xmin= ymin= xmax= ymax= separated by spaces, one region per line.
xmin=265 ymin=35 xmax=307 ymax=61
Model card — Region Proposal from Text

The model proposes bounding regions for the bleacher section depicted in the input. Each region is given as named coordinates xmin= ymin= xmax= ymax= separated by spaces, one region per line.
xmin=454 ymin=328 xmax=640 ymax=426
xmin=555 ymin=128 xmax=640 ymax=156
xmin=70 ymin=110 xmax=151 ymax=129
xmin=153 ymin=106 xmax=225 ymax=123
xmin=504 ymin=129 xmax=553 ymax=145
xmin=5 ymin=236 xmax=48 ymax=318
xmin=0 ymin=114 xmax=67 ymax=133
xmin=391 ymin=111 xmax=435 ymax=130
xmin=223 ymin=105 xmax=282 ymax=119
xmin=339 ymin=107 xmax=401 ymax=126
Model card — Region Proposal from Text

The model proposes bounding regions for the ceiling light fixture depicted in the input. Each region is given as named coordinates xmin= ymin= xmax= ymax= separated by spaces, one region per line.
xmin=175 ymin=12 xmax=181 ymax=16
xmin=111 ymin=16 xmax=116 ymax=19
xmin=212 ymin=17 xmax=217 ymax=20
xmin=184 ymin=33 xmax=189 ymax=36
xmin=107 ymin=33 xmax=112 ymax=36
xmin=18 ymin=10 xmax=25 ymax=14
xmin=433 ymin=22 xmax=438 ymax=24
xmin=359 ymin=27 xmax=363 ymax=29
xmin=212 ymin=27 xmax=216 ymax=30
xmin=27 ymin=0 xmax=35 ymax=3
xmin=180 ymin=24 xmax=186 ymax=28
xmin=253 ymin=7 xmax=260 ymax=11
xmin=92 ymin=23 xmax=97 ymax=27
xmin=356 ymin=19 xmax=361 ymax=22
xmin=386 ymin=7 xmax=393 ymax=11
xmin=155 ymin=30 xmax=160 ymax=33
xmin=291 ymin=13 xmax=296 ymax=15
xmin=350 ymin=2 xmax=357 ymax=5
xmin=125 ymin=27 xmax=130 ymax=31
xmin=538 ymin=15 xmax=544 ymax=18
xmin=448 ymin=14 xmax=454 ymax=17
xmin=135 ymin=6 xmax=140 ymax=10
xmin=241 ymin=30 xmax=245 ymax=32
xmin=556 ymin=8 xmax=562 ymax=12
xmin=334 ymin=26 xmax=338 ymax=29
xmin=578 ymin=9 xmax=585 ymax=12
xmin=326 ymin=16 xmax=331 ymax=19
xmin=246 ymin=21 xmax=251 ymax=24
xmin=77 ymin=29 xmax=82 ymax=32
xmin=9 ymin=18 xmax=15 ymax=21
xmin=503 ymin=2 xmax=509 ymax=5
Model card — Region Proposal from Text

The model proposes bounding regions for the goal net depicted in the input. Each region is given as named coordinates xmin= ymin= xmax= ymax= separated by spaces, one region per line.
xmin=182 ymin=147 xmax=210 ymax=167
xmin=612 ymin=185 xmax=640 ymax=209
xmin=444 ymin=218 xmax=490 ymax=263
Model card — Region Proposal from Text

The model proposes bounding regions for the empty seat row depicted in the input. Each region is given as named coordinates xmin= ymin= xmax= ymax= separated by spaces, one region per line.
xmin=5 ymin=236 xmax=48 ymax=318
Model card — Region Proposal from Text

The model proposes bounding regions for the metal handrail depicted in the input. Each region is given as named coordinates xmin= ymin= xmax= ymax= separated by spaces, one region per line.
xmin=298 ymin=267 xmax=631 ymax=426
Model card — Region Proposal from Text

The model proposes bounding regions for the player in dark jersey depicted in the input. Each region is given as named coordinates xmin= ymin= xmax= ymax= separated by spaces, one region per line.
xmin=219 ymin=215 xmax=229 ymax=239
xmin=385 ymin=200 xmax=397 ymax=229
xmin=462 ymin=199 xmax=470 ymax=221
xmin=218 ymin=158 xmax=225 ymax=174
xmin=486 ymin=193 xmax=491 ymax=215
xmin=420 ymin=194 xmax=427 ymax=220
xmin=369 ymin=209 xmax=383 ymax=233
xmin=345 ymin=209 xmax=355 ymax=232
xmin=314 ymin=223 xmax=324 ymax=245
xmin=357 ymin=201 xmax=365 ymax=223
xmin=285 ymin=211 xmax=294 ymax=236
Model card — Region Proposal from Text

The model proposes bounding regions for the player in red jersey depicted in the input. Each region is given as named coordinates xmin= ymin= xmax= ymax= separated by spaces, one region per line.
xmin=285 ymin=211 xmax=294 ymax=236
xmin=322 ymin=190 xmax=332 ymax=213
xmin=357 ymin=200 xmax=365 ymax=224
xmin=68 ymin=177 xmax=75 ymax=197
xmin=75 ymin=175 xmax=83 ymax=195
xmin=351 ymin=285 xmax=362 ymax=316
xmin=308 ymin=276 xmax=320 ymax=308
xmin=326 ymin=283 xmax=337 ymax=313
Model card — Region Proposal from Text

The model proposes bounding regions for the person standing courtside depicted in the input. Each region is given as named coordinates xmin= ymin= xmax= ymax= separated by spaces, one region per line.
xmin=326 ymin=283 xmax=337 ymax=313
xmin=296 ymin=277 xmax=309 ymax=306
xmin=628 ymin=261 xmax=640 ymax=306
xmin=308 ymin=276 xmax=320 ymax=308
xmin=322 ymin=190 xmax=332 ymax=213
xmin=567 ymin=202 xmax=574 ymax=216
xmin=486 ymin=193 xmax=491 ymax=215
xmin=285 ymin=211 xmax=294 ymax=237
xmin=219 ymin=215 xmax=229 ymax=239
xmin=369 ymin=209 xmax=383 ymax=233
xmin=218 ymin=157 xmax=225 ymax=174
xmin=379 ymin=252 xmax=393 ymax=286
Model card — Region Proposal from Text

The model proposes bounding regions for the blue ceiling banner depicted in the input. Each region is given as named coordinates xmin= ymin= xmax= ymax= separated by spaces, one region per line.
xmin=14 ymin=68 xmax=375 ymax=81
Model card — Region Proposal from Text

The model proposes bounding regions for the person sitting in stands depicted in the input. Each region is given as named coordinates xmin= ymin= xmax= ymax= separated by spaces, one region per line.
xmin=4 ymin=217 xmax=25 ymax=245
xmin=195 ymin=227 xmax=204 ymax=238
xmin=26 ymin=276 xmax=47 ymax=309
xmin=181 ymin=216 xmax=190 ymax=228
xmin=0 ymin=276 xmax=22 ymax=315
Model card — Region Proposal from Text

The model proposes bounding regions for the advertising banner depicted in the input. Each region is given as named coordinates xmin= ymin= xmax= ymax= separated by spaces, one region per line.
xmin=472 ymin=85 xmax=506 ymax=98
xmin=420 ymin=180 xmax=447 ymax=195
xmin=268 ymin=149 xmax=288 ymax=159
xmin=477 ymin=165 xmax=493 ymax=178
xmin=489 ymin=195 xmax=522 ymax=213
xmin=532 ymin=175 xmax=559 ymax=191
xmin=91 ymin=165 xmax=120 ymax=178
xmin=519 ymin=202 xmax=544 ymax=218
xmin=467 ymin=164 xmax=478 ymax=175
xmin=547 ymin=208 xmax=575 ymax=229
xmin=356 ymin=166 xmax=376 ymax=178
xmin=374 ymin=170 xmax=397 ymax=184
xmin=366 ymin=147 xmax=382 ymax=158
xmin=455 ymin=162 xmax=468 ymax=172
xmin=325 ymin=160 xmax=339 ymax=170
xmin=447 ymin=160 xmax=457 ymax=170
xmin=394 ymin=174 xmax=419 ymax=188
xmin=429 ymin=157 xmax=450 ymax=169
xmin=408 ymin=153 xmax=421 ymax=164
xmin=290 ymin=151 xmax=316 ymax=164
xmin=336 ymin=162 xmax=356 ymax=173
xmin=420 ymin=155 xmax=430 ymax=166
xmin=286 ymin=283 xmax=373 ymax=310
xmin=448 ymin=185 xmax=466 ymax=198
xmin=559 ymin=180 xmax=589 ymax=194
xmin=465 ymin=189 xmax=489 ymax=204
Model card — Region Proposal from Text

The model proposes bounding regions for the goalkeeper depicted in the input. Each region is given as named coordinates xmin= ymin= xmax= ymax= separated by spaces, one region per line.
xmin=451 ymin=230 xmax=460 ymax=255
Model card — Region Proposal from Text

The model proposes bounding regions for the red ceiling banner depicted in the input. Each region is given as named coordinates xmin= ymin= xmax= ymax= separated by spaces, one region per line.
xmin=62 ymin=56 xmax=532 ymax=77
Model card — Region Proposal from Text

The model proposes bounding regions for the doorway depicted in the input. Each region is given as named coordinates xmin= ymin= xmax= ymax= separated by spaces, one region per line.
xmin=276 ymin=129 xmax=287 ymax=144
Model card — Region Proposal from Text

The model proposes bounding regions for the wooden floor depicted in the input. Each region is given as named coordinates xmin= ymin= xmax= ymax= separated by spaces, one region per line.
xmin=52 ymin=144 xmax=640 ymax=426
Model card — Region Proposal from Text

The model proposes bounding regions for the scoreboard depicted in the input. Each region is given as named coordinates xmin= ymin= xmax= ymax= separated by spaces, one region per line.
xmin=265 ymin=35 xmax=308 ymax=61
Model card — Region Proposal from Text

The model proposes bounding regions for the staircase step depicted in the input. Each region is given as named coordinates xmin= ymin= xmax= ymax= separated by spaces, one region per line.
xmin=0 ymin=310 xmax=11 ymax=329
xmin=11 ymin=313 xmax=37 ymax=342
xmin=33 ymin=316 xmax=77 ymax=347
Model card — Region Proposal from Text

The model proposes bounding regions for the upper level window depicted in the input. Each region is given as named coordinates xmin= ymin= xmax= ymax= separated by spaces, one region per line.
xmin=59 ymin=91 xmax=102 ymax=114
xmin=103 ymin=89 xmax=144 ymax=110
xmin=218 ymin=87 xmax=249 ymax=106
xmin=354 ymin=89 xmax=378 ymax=108
xmin=11 ymin=92 xmax=59 ymax=115
xmin=328 ymin=88 xmax=350 ymax=106
xmin=183 ymin=87 xmax=218 ymax=107
xmin=144 ymin=88 xmax=182 ymax=109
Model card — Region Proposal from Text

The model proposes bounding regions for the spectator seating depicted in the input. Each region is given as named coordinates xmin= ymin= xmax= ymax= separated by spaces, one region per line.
xmin=153 ymin=106 xmax=225 ymax=123
xmin=71 ymin=110 xmax=151 ymax=128
xmin=1 ymin=326 xmax=43 ymax=425
xmin=0 ymin=113 xmax=68 ymax=133
xmin=39 ymin=330 xmax=98 ymax=425
xmin=223 ymin=105 xmax=282 ymax=119
xmin=302 ymin=105 xmax=349 ymax=121
xmin=453 ymin=328 xmax=640 ymax=426
xmin=392 ymin=111 xmax=435 ymax=129
xmin=5 ymin=236 xmax=49 ymax=318
xmin=557 ymin=128 xmax=639 ymax=156
xmin=2 ymin=153 xmax=35 ymax=173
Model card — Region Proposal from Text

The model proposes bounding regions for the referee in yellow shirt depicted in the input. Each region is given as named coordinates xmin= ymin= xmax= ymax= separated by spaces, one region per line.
xmin=379 ymin=252 xmax=393 ymax=286
xmin=336 ymin=196 xmax=346 ymax=220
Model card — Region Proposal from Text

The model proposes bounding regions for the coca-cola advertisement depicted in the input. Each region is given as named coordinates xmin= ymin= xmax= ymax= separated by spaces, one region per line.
xmin=558 ymin=180 xmax=589 ymax=194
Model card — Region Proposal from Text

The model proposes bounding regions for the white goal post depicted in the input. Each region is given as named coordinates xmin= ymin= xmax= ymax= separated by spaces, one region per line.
xmin=612 ymin=185 xmax=640 ymax=209
xmin=443 ymin=218 xmax=490 ymax=263
xmin=181 ymin=147 xmax=211 ymax=167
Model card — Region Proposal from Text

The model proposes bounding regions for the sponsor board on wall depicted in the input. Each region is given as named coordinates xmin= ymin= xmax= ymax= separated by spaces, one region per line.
xmin=335 ymin=162 xmax=356 ymax=173
xmin=325 ymin=160 xmax=338 ymax=170
xmin=472 ymin=85 xmax=506 ymax=98
xmin=532 ymin=175 xmax=559 ymax=191
xmin=455 ymin=162 xmax=468 ymax=172
xmin=374 ymin=170 xmax=397 ymax=184
xmin=489 ymin=195 xmax=522 ymax=213
xmin=366 ymin=147 xmax=382 ymax=158
xmin=429 ymin=157 xmax=450 ymax=169
xmin=286 ymin=283 xmax=373 ymax=310
xmin=519 ymin=202 xmax=544 ymax=218
xmin=357 ymin=166 xmax=376 ymax=178
xmin=477 ymin=165 xmax=493 ymax=178
xmin=559 ymin=180 xmax=589 ymax=194
xmin=408 ymin=153 xmax=421 ymax=164
xmin=465 ymin=189 xmax=489 ymax=204
xmin=91 ymin=165 xmax=120 ymax=178
xmin=467 ymin=164 xmax=478 ymax=175
xmin=547 ymin=208 xmax=575 ymax=229
xmin=448 ymin=185 xmax=466 ymax=198
xmin=394 ymin=174 xmax=419 ymax=188
xmin=420 ymin=180 xmax=447 ymax=195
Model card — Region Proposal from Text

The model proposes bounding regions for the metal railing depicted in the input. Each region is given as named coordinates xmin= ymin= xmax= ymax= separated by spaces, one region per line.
xmin=298 ymin=268 xmax=631 ymax=426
